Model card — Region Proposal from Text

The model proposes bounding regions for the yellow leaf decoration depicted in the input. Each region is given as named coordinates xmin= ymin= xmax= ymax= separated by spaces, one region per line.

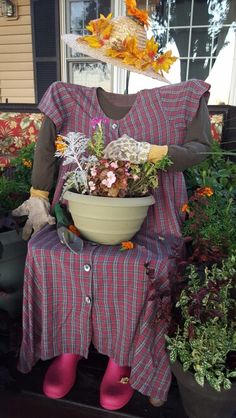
xmin=82 ymin=35 xmax=102 ymax=48
xmin=152 ymin=51 xmax=177 ymax=74
xmin=106 ymin=35 xmax=177 ymax=76
xmin=82 ymin=13 xmax=113 ymax=47
xmin=145 ymin=37 xmax=159 ymax=58
xmin=125 ymin=0 xmax=149 ymax=27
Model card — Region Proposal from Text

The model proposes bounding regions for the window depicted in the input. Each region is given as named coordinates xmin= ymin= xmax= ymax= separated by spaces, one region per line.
xmin=129 ymin=0 xmax=236 ymax=105
xmin=63 ymin=0 xmax=112 ymax=90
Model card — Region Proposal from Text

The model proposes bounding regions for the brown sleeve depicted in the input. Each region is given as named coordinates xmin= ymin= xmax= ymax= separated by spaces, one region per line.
xmin=31 ymin=115 xmax=57 ymax=191
xmin=168 ymin=96 xmax=213 ymax=171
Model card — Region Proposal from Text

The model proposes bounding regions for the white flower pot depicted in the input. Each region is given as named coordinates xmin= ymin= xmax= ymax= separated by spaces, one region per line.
xmin=64 ymin=191 xmax=155 ymax=245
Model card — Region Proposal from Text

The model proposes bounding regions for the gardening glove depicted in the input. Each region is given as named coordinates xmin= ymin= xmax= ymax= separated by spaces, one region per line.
xmin=11 ymin=188 xmax=55 ymax=240
xmin=103 ymin=134 xmax=168 ymax=163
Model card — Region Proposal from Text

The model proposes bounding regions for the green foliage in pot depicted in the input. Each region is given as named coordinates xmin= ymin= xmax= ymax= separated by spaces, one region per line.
xmin=166 ymin=253 xmax=236 ymax=392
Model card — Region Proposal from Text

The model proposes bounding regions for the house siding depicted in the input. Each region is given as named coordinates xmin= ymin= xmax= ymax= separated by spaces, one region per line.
xmin=0 ymin=0 xmax=35 ymax=103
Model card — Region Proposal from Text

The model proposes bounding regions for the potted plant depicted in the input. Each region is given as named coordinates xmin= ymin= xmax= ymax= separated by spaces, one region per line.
xmin=0 ymin=143 xmax=34 ymax=318
xmin=165 ymin=141 xmax=236 ymax=418
xmin=166 ymin=254 xmax=236 ymax=418
xmin=55 ymin=119 xmax=172 ymax=245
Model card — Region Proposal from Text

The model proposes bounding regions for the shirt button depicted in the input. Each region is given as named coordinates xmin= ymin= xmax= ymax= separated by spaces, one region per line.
xmin=112 ymin=123 xmax=118 ymax=130
xmin=84 ymin=264 xmax=91 ymax=272
xmin=85 ymin=296 xmax=91 ymax=304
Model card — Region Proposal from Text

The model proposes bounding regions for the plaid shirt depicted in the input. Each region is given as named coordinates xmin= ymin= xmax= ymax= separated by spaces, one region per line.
xmin=18 ymin=80 xmax=210 ymax=400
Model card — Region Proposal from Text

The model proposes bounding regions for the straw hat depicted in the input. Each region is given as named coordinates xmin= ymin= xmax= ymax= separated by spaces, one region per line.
xmin=62 ymin=0 xmax=176 ymax=83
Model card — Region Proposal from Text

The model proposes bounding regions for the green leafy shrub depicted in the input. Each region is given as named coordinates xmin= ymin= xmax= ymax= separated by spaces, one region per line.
xmin=166 ymin=253 xmax=236 ymax=392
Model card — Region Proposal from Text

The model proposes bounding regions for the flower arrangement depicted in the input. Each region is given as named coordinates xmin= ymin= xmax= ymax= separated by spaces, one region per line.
xmin=55 ymin=118 xmax=172 ymax=199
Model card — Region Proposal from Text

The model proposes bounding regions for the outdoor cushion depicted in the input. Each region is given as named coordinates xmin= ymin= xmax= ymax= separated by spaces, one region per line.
xmin=0 ymin=112 xmax=44 ymax=168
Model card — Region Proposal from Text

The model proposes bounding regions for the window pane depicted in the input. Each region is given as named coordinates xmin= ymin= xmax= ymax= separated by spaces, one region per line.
xmin=169 ymin=0 xmax=192 ymax=26
xmin=188 ymin=58 xmax=210 ymax=79
xmin=191 ymin=28 xmax=212 ymax=57
xmin=179 ymin=59 xmax=188 ymax=81
xmin=193 ymin=0 xmax=231 ymax=26
xmin=67 ymin=1 xmax=111 ymax=59
xmin=193 ymin=0 xmax=210 ymax=26
xmin=170 ymin=29 xmax=190 ymax=57
xmin=70 ymin=62 xmax=112 ymax=90
xmin=98 ymin=0 xmax=110 ymax=16
xmin=70 ymin=1 xmax=91 ymax=35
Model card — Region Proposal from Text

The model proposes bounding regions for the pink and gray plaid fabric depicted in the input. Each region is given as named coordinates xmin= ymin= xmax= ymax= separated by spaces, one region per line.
xmin=18 ymin=79 xmax=210 ymax=400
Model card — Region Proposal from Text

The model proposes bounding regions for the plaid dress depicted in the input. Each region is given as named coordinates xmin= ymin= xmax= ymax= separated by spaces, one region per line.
xmin=18 ymin=79 xmax=210 ymax=401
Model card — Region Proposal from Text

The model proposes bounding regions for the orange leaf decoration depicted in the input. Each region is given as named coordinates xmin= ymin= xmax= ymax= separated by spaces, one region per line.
xmin=125 ymin=0 xmax=149 ymax=27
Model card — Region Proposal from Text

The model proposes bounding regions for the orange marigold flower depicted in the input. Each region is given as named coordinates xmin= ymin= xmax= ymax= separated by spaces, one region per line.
xmin=196 ymin=187 xmax=214 ymax=197
xmin=55 ymin=136 xmax=67 ymax=154
xmin=22 ymin=159 xmax=32 ymax=168
xmin=181 ymin=203 xmax=190 ymax=213
xmin=121 ymin=241 xmax=134 ymax=250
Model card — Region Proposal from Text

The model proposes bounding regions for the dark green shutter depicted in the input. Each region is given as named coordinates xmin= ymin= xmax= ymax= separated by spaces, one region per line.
xmin=31 ymin=0 xmax=61 ymax=103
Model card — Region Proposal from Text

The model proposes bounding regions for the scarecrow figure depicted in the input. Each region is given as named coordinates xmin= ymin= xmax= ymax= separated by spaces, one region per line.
xmin=13 ymin=0 xmax=212 ymax=410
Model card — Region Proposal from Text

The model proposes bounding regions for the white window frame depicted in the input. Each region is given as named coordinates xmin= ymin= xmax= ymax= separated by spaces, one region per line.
xmin=59 ymin=0 xmax=127 ymax=93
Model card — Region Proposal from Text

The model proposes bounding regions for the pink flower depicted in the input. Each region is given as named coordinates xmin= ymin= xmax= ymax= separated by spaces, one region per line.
xmin=101 ymin=171 xmax=116 ymax=188
xmin=88 ymin=180 xmax=96 ymax=191
xmin=110 ymin=161 xmax=118 ymax=169
xmin=90 ymin=167 xmax=97 ymax=177
xmin=90 ymin=117 xmax=109 ymax=129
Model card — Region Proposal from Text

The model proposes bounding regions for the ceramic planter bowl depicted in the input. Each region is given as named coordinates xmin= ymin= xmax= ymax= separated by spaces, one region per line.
xmin=64 ymin=191 xmax=155 ymax=245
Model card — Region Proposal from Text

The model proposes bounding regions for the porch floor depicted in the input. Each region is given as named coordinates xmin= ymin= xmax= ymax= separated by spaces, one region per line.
xmin=0 ymin=349 xmax=188 ymax=418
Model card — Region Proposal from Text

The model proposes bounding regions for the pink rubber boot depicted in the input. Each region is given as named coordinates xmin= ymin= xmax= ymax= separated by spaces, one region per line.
xmin=100 ymin=358 xmax=134 ymax=410
xmin=43 ymin=353 xmax=81 ymax=399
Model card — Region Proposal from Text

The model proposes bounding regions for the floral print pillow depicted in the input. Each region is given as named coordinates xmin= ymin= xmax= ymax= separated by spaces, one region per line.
xmin=210 ymin=113 xmax=224 ymax=143
xmin=0 ymin=112 xmax=44 ymax=168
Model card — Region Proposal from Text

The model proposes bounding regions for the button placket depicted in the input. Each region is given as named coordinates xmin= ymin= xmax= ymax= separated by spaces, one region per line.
xmin=83 ymin=263 xmax=92 ymax=306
